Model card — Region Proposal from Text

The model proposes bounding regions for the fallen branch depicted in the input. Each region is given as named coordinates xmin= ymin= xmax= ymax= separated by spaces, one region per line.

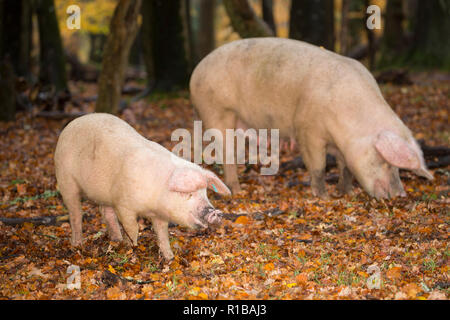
xmin=426 ymin=155 xmax=450 ymax=169
xmin=221 ymin=207 xmax=284 ymax=222
xmin=35 ymin=111 xmax=87 ymax=120
xmin=101 ymin=270 xmax=154 ymax=287
xmin=419 ymin=141 xmax=450 ymax=158
xmin=0 ymin=212 xmax=87 ymax=226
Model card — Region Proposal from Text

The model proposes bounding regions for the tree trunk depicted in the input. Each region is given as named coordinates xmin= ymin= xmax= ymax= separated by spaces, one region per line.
xmin=340 ymin=0 xmax=350 ymax=54
xmin=406 ymin=0 xmax=450 ymax=69
xmin=141 ymin=0 xmax=189 ymax=91
xmin=95 ymin=0 xmax=142 ymax=114
xmin=36 ymin=0 xmax=68 ymax=94
xmin=196 ymin=0 xmax=216 ymax=62
xmin=0 ymin=58 xmax=16 ymax=121
xmin=141 ymin=0 xmax=155 ymax=88
xmin=129 ymin=29 xmax=143 ymax=66
xmin=347 ymin=0 xmax=366 ymax=52
xmin=377 ymin=0 xmax=406 ymax=68
xmin=289 ymin=0 xmax=335 ymax=50
xmin=262 ymin=0 xmax=276 ymax=35
xmin=223 ymin=0 xmax=274 ymax=38
xmin=365 ymin=0 xmax=376 ymax=70
xmin=0 ymin=0 xmax=32 ymax=78
xmin=181 ymin=0 xmax=195 ymax=73
xmin=89 ymin=33 xmax=107 ymax=64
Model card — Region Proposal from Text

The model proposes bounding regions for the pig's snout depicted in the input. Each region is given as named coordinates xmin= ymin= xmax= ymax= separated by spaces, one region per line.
xmin=374 ymin=179 xmax=407 ymax=199
xmin=200 ymin=207 xmax=223 ymax=226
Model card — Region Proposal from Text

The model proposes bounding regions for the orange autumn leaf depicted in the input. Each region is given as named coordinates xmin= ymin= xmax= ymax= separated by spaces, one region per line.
xmin=295 ymin=273 xmax=308 ymax=285
xmin=106 ymin=286 xmax=126 ymax=300
xmin=402 ymin=283 xmax=421 ymax=299
xmin=107 ymin=265 xmax=117 ymax=274
xmin=16 ymin=184 xmax=27 ymax=195
xmin=197 ymin=292 xmax=208 ymax=300
xmin=264 ymin=262 xmax=275 ymax=271
xmin=298 ymin=233 xmax=312 ymax=241
xmin=386 ymin=267 xmax=402 ymax=280
xmin=234 ymin=215 xmax=250 ymax=225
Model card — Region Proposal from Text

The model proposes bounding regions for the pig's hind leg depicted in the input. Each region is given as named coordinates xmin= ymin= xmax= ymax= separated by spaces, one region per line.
xmin=203 ymin=110 xmax=242 ymax=194
xmin=100 ymin=206 xmax=123 ymax=242
xmin=59 ymin=181 xmax=83 ymax=246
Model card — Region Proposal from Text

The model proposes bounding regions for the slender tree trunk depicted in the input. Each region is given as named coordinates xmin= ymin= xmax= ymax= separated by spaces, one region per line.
xmin=0 ymin=58 xmax=16 ymax=121
xmin=406 ymin=0 xmax=450 ymax=69
xmin=141 ymin=0 xmax=155 ymax=88
xmin=89 ymin=33 xmax=107 ymax=64
xmin=181 ymin=0 xmax=194 ymax=72
xmin=365 ymin=0 xmax=375 ymax=70
xmin=289 ymin=0 xmax=335 ymax=50
xmin=344 ymin=0 xmax=364 ymax=51
xmin=95 ymin=0 xmax=142 ymax=114
xmin=223 ymin=0 xmax=274 ymax=38
xmin=377 ymin=0 xmax=405 ymax=67
xmin=196 ymin=0 xmax=216 ymax=62
xmin=36 ymin=0 xmax=68 ymax=93
xmin=141 ymin=0 xmax=189 ymax=91
xmin=0 ymin=0 xmax=32 ymax=77
xmin=340 ymin=0 xmax=350 ymax=55
xmin=129 ymin=29 xmax=143 ymax=66
xmin=262 ymin=0 xmax=276 ymax=35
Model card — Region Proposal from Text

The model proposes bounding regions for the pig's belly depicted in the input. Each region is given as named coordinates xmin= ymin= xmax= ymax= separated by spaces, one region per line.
xmin=235 ymin=106 xmax=295 ymax=139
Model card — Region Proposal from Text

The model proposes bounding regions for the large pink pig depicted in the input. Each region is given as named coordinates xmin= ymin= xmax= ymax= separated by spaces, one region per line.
xmin=54 ymin=113 xmax=230 ymax=260
xmin=190 ymin=38 xmax=433 ymax=199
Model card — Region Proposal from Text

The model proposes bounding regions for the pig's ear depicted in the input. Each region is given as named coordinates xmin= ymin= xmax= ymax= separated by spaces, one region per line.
xmin=413 ymin=167 xmax=434 ymax=181
xmin=374 ymin=131 xmax=420 ymax=170
xmin=168 ymin=168 xmax=207 ymax=193
xmin=203 ymin=170 xmax=231 ymax=196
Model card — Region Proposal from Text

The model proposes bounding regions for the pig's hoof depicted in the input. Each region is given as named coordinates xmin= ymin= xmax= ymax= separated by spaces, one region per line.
xmin=230 ymin=184 xmax=243 ymax=195
xmin=71 ymin=238 xmax=83 ymax=247
xmin=159 ymin=255 xmax=174 ymax=265
xmin=313 ymin=193 xmax=330 ymax=200
xmin=335 ymin=188 xmax=355 ymax=198
xmin=160 ymin=250 xmax=174 ymax=262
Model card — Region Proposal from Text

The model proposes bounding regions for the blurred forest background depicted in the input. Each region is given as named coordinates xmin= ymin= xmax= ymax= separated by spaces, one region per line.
xmin=0 ymin=0 xmax=449 ymax=120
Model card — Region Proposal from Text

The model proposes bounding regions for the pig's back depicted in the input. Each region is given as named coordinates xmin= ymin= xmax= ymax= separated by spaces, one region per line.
xmin=56 ymin=113 xmax=146 ymax=157
xmin=191 ymin=38 xmax=377 ymax=133
xmin=54 ymin=113 xmax=150 ymax=203
xmin=191 ymin=37 xmax=391 ymax=138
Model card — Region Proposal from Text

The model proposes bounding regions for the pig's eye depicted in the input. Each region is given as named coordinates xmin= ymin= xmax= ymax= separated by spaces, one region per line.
xmin=178 ymin=192 xmax=193 ymax=199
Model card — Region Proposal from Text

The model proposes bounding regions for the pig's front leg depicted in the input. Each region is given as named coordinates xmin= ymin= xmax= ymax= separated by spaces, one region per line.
xmin=299 ymin=138 xmax=328 ymax=198
xmin=151 ymin=217 xmax=174 ymax=261
xmin=336 ymin=158 xmax=354 ymax=196
xmin=115 ymin=207 xmax=139 ymax=246
xmin=100 ymin=206 xmax=123 ymax=242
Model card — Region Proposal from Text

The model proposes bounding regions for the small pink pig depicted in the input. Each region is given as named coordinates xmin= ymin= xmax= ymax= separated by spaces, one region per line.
xmin=54 ymin=113 xmax=230 ymax=260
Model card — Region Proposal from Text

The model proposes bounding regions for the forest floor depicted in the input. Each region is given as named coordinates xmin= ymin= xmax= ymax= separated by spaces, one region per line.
xmin=0 ymin=73 xmax=448 ymax=300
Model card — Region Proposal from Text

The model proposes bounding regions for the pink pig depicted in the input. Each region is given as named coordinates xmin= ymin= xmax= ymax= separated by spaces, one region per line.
xmin=190 ymin=38 xmax=433 ymax=199
xmin=54 ymin=113 xmax=230 ymax=260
